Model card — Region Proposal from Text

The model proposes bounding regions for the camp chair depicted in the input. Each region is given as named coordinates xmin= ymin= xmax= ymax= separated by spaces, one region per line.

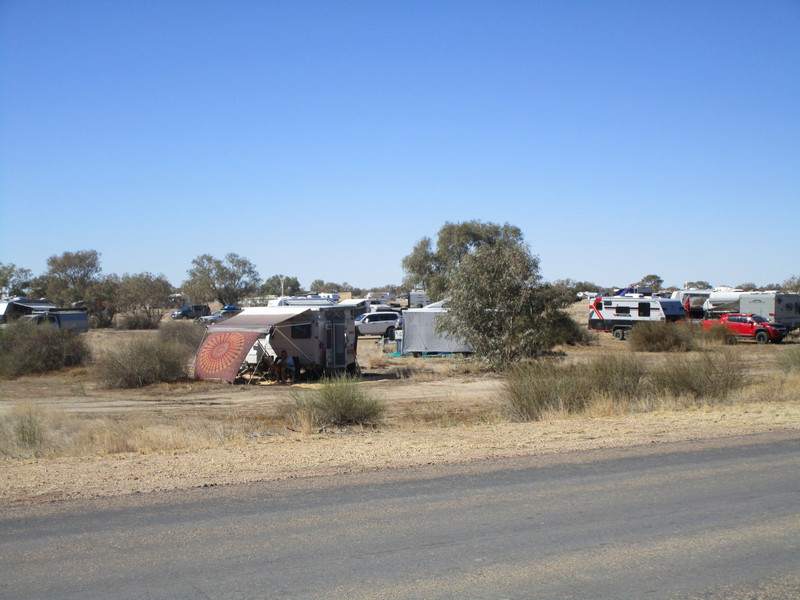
xmin=247 ymin=346 xmax=275 ymax=386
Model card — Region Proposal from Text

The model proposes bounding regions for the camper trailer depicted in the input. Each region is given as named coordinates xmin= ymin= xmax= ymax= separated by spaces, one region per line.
xmin=703 ymin=291 xmax=800 ymax=331
xmin=408 ymin=290 xmax=430 ymax=308
xmin=589 ymin=295 xmax=685 ymax=340
xmin=401 ymin=302 xmax=473 ymax=355
xmin=194 ymin=305 xmax=357 ymax=383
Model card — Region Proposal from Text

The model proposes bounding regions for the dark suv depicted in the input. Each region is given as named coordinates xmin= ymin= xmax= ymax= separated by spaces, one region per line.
xmin=171 ymin=304 xmax=211 ymax=320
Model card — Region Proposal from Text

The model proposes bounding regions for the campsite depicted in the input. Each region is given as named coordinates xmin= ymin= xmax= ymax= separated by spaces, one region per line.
xmin=2 ymin=301 xmax=800 ymax=505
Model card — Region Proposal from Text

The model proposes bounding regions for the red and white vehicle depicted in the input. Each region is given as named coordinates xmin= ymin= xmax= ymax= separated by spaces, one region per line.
xmin=701 ymin=313 xmax=787 ymax=344
xmin=589 ymin=295 xmax=685 ymax=340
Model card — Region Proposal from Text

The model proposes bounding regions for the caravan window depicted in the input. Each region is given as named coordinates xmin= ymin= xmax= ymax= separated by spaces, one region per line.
xmin=638 ymin=303 xmax=651 ymax=317
xmin=616 ymin=306 xmax=630 ymax=315
xmin=291 ymin=323 xmax=312 ymax=339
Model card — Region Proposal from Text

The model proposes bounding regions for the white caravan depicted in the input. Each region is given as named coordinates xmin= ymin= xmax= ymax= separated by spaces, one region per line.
xmin=588 ymin=295 xmax=686 ymax=340
xmin=208 ymin=305 xmax=357 ymax=378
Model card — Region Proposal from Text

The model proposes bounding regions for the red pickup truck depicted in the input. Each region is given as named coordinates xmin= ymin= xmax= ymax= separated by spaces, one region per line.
xmin=702 ymin=313 xmax=787 ymax=344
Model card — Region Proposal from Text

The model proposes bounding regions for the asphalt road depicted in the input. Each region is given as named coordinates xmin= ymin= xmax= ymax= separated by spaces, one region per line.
xmin=2 ymin=432 xmax=799 ymax=600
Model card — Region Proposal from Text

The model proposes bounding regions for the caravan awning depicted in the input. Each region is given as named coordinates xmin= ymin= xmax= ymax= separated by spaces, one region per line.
xmin=195 ymin=307 xmax=312 ymax=383
xmin=208 ymin=307 xmax=310 ymax=333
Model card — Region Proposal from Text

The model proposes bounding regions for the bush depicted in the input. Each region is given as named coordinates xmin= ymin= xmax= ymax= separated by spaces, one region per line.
xmin=648 ymin=350 xmax=746 ymax=400
xmin=280 ymin=377 xmax=385 ymax=431
xmin=503 ymin=359 xmax=590 ymax=421
xmin=158 ymin=319 xmax=207 ymax=351
xmin=587 ymin=354 xmax=647 ymax=399
xmin=94 ymin=337 xmax=193 ymax=388
xmin=116 ymin=314 xmax=160 ymax=330
xmin=777 ymin=346 xmax=800 ymax=372
xmin=0 ymin=321 xmax=90 ymax=379
xmin=700 ymin=324 xmax=737 ymax=347
xmin=502 ymin=350 xmax=749 ymax=420
xmin=629 ymin=321 xmax=695 ymax=352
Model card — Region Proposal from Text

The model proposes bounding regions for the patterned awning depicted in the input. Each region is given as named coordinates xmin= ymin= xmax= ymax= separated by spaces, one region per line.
xmin=194 ymin=331 xmax=261 ymax=383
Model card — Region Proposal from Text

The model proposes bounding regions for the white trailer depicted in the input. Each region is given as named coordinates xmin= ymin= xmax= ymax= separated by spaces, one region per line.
xmin=588 ymin=295 xmax=686 ymax=340
xmin=400 ymin=302 xmax=473 ymax=355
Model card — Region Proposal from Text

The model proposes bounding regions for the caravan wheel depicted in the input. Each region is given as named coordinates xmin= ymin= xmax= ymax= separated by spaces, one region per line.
xmin=612 ymin=328 xmax=626 ymax=341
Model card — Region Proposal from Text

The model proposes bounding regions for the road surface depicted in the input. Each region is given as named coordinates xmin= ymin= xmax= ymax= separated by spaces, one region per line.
xmin=2 ymin=432 xmax=799 ymax=599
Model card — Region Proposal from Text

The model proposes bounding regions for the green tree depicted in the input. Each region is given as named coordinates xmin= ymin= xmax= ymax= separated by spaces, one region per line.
xmin=182 ymin=253 xmax=261 ymax=306
xmin=637 ymin=274 xmax=663 ymax=292
xmin=738 ymin=282 xmax=758 ymax=291
xmin=116 ymin=273 xmax=174 ymax=326
xmin=261 ymin=274 xmax=302 ymax=296
xmin=436 ymin=240 xmax=577 ymax=367
xmin=684 ymin=281 xmax=712 ymax=290
xmin=0 ymin=262 xmax=33 ymax=296
xmin=44 ymin=249 xmax=102 ymax=305
xmin=402 ymin=220 xmax=524 ymax=301
xmin=782 ymin=275 xmax=799 ymax=292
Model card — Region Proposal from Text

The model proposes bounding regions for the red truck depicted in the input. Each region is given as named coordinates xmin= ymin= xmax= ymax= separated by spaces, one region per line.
xmin=702 ymin=313 xmax=787 ymax=344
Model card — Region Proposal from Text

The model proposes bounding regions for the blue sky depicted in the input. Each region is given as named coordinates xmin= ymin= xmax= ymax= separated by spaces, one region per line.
xmin=2 ymin=0 xmax=798 ymax=291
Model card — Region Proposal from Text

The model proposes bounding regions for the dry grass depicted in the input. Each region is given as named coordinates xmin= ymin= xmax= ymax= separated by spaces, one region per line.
xmin=0 ymin=403 xmax=283 ymax=459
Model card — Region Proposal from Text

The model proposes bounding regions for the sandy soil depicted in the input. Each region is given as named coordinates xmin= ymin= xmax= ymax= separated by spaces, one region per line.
xmin=2 ymin=307 xmax=799 ymax=506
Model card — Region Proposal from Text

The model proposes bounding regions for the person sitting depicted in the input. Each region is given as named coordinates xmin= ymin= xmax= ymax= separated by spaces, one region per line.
xmin=274 ymin=350 xmax=295 ymax=384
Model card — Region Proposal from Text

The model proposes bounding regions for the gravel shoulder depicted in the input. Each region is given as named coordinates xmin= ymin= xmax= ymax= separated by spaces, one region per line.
xmin=3 ymin=398 xmax=799 ymax=505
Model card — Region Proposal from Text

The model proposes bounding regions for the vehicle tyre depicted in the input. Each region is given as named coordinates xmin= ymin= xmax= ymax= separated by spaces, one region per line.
xmin=755 ymin=330 xmax=769 ymax=344
xmin=612 ymin=328 xmax=626 ymax=341
xmin=385 ymin=326 xmax=395 ymax=341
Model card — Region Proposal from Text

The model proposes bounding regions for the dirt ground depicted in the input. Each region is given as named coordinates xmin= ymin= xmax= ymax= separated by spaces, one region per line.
xmin=2 ymin=306 xmax=799 ymax=505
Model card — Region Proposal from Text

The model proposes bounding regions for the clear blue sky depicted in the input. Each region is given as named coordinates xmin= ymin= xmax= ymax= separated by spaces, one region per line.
xmin=2 ymin=0 xmax=798 ymax=291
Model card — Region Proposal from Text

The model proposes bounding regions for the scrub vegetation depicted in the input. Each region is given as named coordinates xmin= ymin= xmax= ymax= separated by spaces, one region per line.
xmin=279 ymin=377 xmax=385 ymax=433
xmin=0 ymin=321 xmax=90 ymax=379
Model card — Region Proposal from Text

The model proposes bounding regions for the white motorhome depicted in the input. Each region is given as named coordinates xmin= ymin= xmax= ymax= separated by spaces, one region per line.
xmin=588 ymin=295 xmax=686 ymax=340
xmin=199 ymin=305 xmax=357 ymax=380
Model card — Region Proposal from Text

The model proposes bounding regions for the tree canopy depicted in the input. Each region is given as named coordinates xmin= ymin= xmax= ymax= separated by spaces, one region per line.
xmin=260 ymin=274 xmax=302 ymax=296
xmin=402 ymin=220 xmax=524 ymax=300
xmin=436 ymin=239 xmax=579 ymax=366
xmin=181 ymin=253 xmax=261 ymax=306
xmin=116 ymin=273 xmax=174 ymax=325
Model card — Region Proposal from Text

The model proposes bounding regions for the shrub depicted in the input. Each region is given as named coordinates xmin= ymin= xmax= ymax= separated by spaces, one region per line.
xmin=504 ymin=355 xmax=648 ymax=421
xmin=629 ymin=321 xmax=695 ymax=352
xmin=0 ymin=321 xmax=90 ymax=379
xmin=94 ymin=337 xmax=193 ymax=388
xmin=700 ymin=324 xmax=738 ymax=347
xmin=280 ymin=377 xmax=384 ymax=430
xmin=116 ymin=314 xmax=160 ymax=330
xmin=648 ymin=349 xmax=746 ymax=400
xmin=587 ymin=354 xmax=646 ymax=399
xmin=158 ymin=319 xmax=207 ymax=351
xmin=777 ymin=346 xmax=800 ymax=372
xmin=503 ymin=359 xmax=590 ymax=421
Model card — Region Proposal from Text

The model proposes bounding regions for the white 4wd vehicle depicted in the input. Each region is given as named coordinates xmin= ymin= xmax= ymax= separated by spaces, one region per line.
xmin=356 ymin=311 xmax=402 ymax=339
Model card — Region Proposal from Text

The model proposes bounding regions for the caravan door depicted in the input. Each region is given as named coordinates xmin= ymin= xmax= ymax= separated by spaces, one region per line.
xmin=325 ymin=322 xmax=347 ymax=369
